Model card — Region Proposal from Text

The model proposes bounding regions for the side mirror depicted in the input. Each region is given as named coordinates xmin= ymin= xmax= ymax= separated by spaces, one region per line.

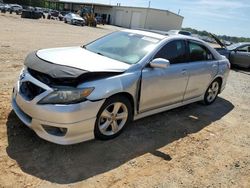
xmin=149 ymin=58 xmax=170 ymax=69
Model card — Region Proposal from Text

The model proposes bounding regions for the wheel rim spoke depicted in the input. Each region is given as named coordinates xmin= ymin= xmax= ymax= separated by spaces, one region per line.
xmin=100 ymin=120 xmax=111 ymax=131
xmin=111 ymin=120 xmax=119 ymax=132
xmin=101 ymin=109 xmax=112 ymax=119
xmin=115 ymin=112 xmax=128 ymax=120
xmin=113 ymin=103 xmax=122 ymax=114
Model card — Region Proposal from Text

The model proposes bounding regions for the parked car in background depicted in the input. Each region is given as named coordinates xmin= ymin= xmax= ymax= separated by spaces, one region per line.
xmin=21 ymin=6 xmax=44 ymax=19
xmin=9 ymin=4 xmax=22 ymax=13
xmin=167 ymin=30 xmax=192 ymax=36
xmin=58 ymin=11 xmax=70 ymax=21
xmin=211 ymin=34 xmax=250 ymax=68
xmin=0 ymin=3 xmax=4 ymax=10
xmin=0 ymin=4 xmax=10 ymax=13
xmin=64 ymin=13 xmax=85 ymax=26
xmin=47 ymin=10 xmax=59 ymax=20
xmin=12 ymin=29 xmax=230 ymax=145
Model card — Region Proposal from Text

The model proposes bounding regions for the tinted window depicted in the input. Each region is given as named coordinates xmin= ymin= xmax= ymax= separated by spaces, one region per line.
xmin=237 ymin=45 xmax=250 ymax=52
xmin=155 ymin=40 xmax=187 ymax=64
xmin=188 ymin=42 xmax=213 ymax=62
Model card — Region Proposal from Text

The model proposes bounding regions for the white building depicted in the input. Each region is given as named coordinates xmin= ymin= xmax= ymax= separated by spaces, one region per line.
xmin=110 ymin=6 xmax=183 ymax=31
xmin=47 ymin=0 xmax=184 ymax=31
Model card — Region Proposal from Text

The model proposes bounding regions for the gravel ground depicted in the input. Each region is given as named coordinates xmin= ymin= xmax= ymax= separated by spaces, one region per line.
xmin=0 ymin=13 xmax=249 ymax=188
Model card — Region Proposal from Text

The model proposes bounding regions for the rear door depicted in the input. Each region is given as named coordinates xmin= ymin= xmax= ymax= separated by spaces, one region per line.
xmin=183 ymin=40 xmax=218 ymax=100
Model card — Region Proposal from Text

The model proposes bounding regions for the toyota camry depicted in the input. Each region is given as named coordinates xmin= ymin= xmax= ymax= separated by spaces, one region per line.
xmin=12 ymin=29 xmax=230 ymax=144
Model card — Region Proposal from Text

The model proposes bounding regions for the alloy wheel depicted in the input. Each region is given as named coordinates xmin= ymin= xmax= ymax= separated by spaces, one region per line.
xmin=98 ymin=102 xmax=128 ymax=136
xmin=207 ymin=81 xmax=219 ymax=103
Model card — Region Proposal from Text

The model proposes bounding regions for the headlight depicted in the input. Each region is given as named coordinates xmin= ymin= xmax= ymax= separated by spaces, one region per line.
xmin=38 ymin=88 xmax=94 ymax=104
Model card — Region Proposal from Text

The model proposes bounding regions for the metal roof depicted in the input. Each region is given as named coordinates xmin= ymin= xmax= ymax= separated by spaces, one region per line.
xmin=48 ymin=0 xmax=112 ymax=7
xmin=46 ymin=0 xmax=183 ymax=18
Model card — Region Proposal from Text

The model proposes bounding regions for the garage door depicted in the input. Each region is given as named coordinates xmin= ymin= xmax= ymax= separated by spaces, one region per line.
xmin=131 ymin=12 xmax=141 ymax=29
xmin=115 ymin=10 xmax=123 ymax=26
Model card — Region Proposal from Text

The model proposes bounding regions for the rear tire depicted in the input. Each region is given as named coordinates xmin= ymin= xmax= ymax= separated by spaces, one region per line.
xmin=94 ymin=96 xmax=132 ymax=140
xmin=203 ymin=79 xmax=221 ymax=105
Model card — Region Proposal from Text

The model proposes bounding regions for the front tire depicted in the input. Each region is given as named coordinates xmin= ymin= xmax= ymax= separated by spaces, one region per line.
xmin=94 ymin=96 xmax=132 ymax=140
xmin=203 ymin=79 xmax=220 ymax=105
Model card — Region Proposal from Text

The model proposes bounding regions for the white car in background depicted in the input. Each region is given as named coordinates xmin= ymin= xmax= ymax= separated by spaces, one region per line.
xmin=64 ymin=13 xmax=85 ymax=26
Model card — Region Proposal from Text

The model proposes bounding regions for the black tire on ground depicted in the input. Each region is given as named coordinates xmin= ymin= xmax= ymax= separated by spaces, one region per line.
xmin=203 ymin=79 xmax=221 ymax=105
xmin=94 ymin=95 xmax=132 ymax=140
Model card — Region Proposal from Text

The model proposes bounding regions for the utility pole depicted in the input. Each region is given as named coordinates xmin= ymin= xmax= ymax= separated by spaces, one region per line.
xmin=144 ymin=1 xmax=150 ymax=29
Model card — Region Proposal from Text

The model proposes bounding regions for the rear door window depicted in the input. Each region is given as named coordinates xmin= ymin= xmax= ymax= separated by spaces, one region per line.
xmin=188 ymin=41 xmax=214 ymax=62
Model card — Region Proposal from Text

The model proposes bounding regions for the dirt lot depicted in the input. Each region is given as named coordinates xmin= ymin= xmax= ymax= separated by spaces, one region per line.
xmin=0 ymin=13 xmax=249 ymax=188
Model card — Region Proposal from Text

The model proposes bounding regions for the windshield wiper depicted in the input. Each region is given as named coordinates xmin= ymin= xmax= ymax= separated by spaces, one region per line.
xmin=96 ymin=52 xmax=104 ymax=56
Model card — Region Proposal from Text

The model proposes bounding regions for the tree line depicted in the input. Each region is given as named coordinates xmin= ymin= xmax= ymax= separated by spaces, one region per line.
xmin=183 ymin=27 xmax=250 ymax=43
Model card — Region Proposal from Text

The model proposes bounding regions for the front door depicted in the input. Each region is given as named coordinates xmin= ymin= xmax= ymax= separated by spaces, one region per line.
xmin=139 ymin=40 xmax=189 ymax=112
xmin=230 ymin=45 xmax=250 ymax=68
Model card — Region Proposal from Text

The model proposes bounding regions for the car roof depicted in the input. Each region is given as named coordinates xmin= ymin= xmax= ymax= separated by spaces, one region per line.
xmin=122 ymin=29 xmax=202 ymax=42
xmin=122 ymin=29 xmax=168 ymax=40
xmin=236 ymin=42 xmax=250 ymax=45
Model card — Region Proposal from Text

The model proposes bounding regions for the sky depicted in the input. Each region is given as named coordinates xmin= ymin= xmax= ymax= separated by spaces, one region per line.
xmin=79 ymin=0 xmax=250 ymax=38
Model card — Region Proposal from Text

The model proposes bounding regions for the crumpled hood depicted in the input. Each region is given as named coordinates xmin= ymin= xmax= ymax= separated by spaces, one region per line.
xmin=36 ymin=46 xmax=130 ymax=72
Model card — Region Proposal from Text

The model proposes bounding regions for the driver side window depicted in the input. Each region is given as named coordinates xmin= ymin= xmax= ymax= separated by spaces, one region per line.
xmin=154 ymin=40 xmax=187 ymax=64
xmin=237 ymin=45 xmax=250 ymax=52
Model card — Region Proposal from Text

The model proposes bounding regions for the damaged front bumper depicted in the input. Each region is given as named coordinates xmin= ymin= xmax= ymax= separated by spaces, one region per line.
xmin=11 ymin=70 xmax=105 ymax=145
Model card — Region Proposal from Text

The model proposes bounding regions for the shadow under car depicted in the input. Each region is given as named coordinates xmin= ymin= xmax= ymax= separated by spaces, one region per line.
xmin=6 ymin=97 xmax=234 ymax=184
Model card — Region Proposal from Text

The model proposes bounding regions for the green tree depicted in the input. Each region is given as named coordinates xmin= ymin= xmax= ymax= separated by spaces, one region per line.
xmin=183 ymin=27 xmax=250 ymax=43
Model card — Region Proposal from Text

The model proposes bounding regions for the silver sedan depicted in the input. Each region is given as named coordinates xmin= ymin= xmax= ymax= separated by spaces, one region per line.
xmin=12 ymin=30 xmax=230 ymax=144
xmin=64 ymin=13 xmax=85 ymax=26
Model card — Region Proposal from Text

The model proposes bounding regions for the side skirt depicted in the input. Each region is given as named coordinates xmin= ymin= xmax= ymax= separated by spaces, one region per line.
xmin=133 ymin=95 xmax=203 ymax=121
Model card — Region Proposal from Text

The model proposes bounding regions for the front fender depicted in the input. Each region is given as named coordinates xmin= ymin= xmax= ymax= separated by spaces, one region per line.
xmin=78 ymin=71 xmax=141 ymax=101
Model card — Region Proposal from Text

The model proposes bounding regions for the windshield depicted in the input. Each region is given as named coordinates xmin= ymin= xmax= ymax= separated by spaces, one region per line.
xmin=84 ymin=32 xmax=160 ymax=64
xmin=72 ymin=14 xmax=81 ymax=18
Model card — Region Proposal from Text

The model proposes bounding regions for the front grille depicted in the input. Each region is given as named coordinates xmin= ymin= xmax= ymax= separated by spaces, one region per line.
xmin=20 ymin=81 xmax=45 ymax=101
